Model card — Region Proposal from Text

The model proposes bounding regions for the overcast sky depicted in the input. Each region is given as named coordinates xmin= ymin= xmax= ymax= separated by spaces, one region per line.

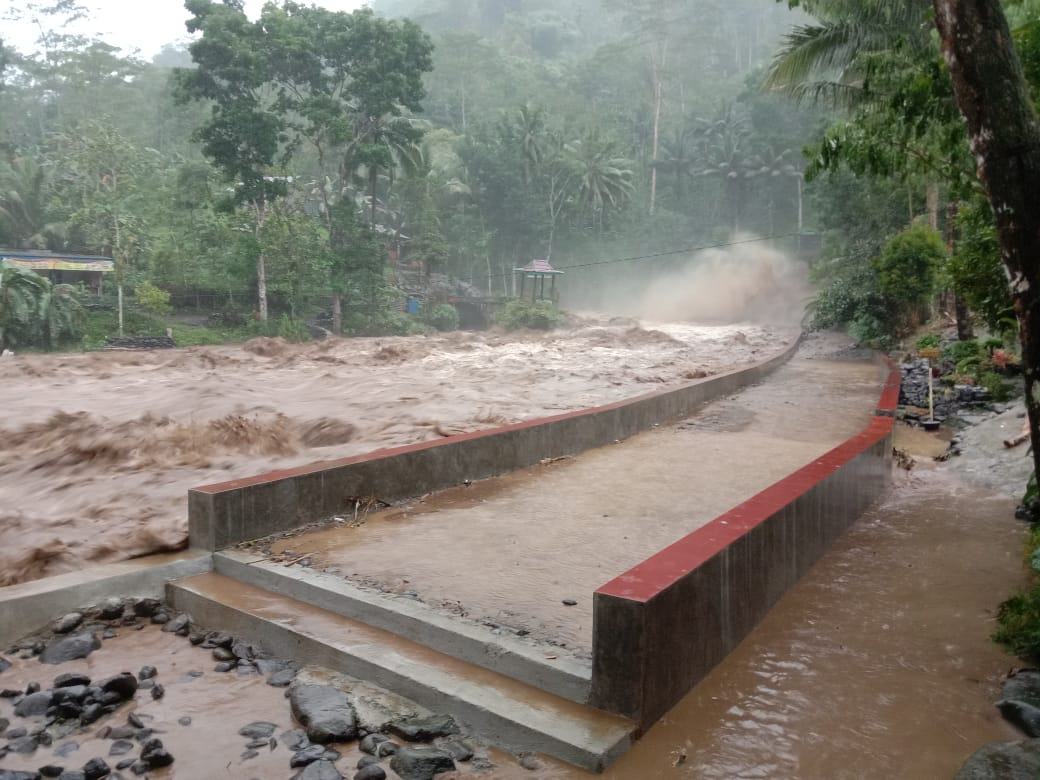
xmin=6 ymin=0 xmax=369 ymax=58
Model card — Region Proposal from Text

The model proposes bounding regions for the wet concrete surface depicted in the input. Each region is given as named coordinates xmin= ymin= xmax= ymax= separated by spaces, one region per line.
xmin=260 ymin=333 xmax=883 ymax=656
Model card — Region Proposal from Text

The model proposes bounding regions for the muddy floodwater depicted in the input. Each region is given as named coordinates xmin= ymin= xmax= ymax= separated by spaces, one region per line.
xmin=0 ymin=319 xmax=796 ymax=586
xmin=260 ymin=334 xmax=881 ymax=655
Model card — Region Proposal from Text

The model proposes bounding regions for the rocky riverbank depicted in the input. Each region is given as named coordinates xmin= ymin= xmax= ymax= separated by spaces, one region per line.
xmin=0 ymin=598 xmax=557 ymax=780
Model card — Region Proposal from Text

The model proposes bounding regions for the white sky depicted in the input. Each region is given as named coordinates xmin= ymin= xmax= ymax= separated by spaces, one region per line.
xmin=5 ymin=0 xmax=370 ymax=58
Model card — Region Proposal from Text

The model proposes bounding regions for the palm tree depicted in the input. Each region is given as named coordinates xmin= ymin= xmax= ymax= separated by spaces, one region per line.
xmin=744 ymin=145 xmax=803 ymax=234
xmin=0 ymin=158 xmax=66 ymax=250
xmin=503 ymin=103 xmax=546 ymax=184
xmin=765 ymin=0 xmax=932 ymax=106
xmin=0 ymin=264 xmax=81 ymax=350
xmin=564 ymin=130 xmax=635 ymax=229
xmin=696 ymin=105 xmax=754 ymax=230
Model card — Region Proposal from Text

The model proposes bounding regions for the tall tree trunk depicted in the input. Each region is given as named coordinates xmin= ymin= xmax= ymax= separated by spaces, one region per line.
xmin=332 ymin=293 xmax=342 ymax=335
xmin=934 ymin=0 xmax=1040 ymax=482
xmin=254 ymin=196 xmax=268 ymax=321
xmin=926 ymin=181 xmax=940 ymax=230
xmin=649 ymin=42 xmax=667 ymax=217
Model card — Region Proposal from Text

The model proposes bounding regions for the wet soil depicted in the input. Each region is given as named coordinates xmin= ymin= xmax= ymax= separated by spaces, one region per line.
xmin=258 ymin=333 xmax=882 ymax=656
xmin=0 ymin=319 xmax=796 ymax=586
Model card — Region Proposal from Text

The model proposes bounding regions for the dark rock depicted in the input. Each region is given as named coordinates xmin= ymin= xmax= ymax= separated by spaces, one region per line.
xmin=136 ymin=667 xmax=156 ymax=682
xmin=108 ymin=727 xmax=135 ymax=740
xmin=354 ymin=765 xmax=387 ymax=780
xmin=150 ymin=684 xmax=164 ymax=701
xmin=245 ymin=738 xmax=268 ymax=750
xmin=57 ymin=702 xmax=84 ymax=720
xmin=177 ymin=716 xmax=191 ymax=727
xmin=40 ymin=634 xmax=101 ymax=665
xmin=35 ymin=731 xmax=52 ymax=748
xmin=0 ymin=716 xmax=7 ymax=733
xmin=79 ymin=704 xmax=104 ymax=726
xmin=359 ymin=734 xmax=390 ymax=755
xmin=82 ymin=758 xmax=110 ymax=779
xmin=289 ymin=685 xmax=358 ymax=744
xmin=267 ymin=669 xmax=295 ymax=687
xmin=40 ymin=766 xmax=65 ymax=778
xmin=26 ymin=682 xmax=41 ymax=694
xmin=212 ymin=647 xmax=235 ymax=662
xmin=231 ymin=639 xmax=256 ymax=661
xmin=138 ymin=597 xmax=171 ymax=622
xmin=7 ymin=727 xmax=28 ymax=739
xmin=149 ymin=612 xmax=169 ymax=626
xmin=126 ymin=713 xmax=144 ymax=730
xmin=388 ymin=714 xmax=458 ymax=742
xmin=357 ymin=755 xmax=380 ymax=768
xmin=256 ymin=658 xmax=293 ymax=676
xmin=52 ymin=685 xmax=88 ymax=705
xmin=97 ymin=598 xmax=125 ymax=621
xmin=187 ymin=632 xmax=205 ymax=646
xmin=54 ymin=674 xmax=91 ymax=689
xmin=207 ymin=632 xmax=233 ymax=649
xmin=1004 ymin=671 xmax=1040 ymax=709
xmin=241 ymin=749 xmax=259 ymax=760
xmin=140 ymin=738 xmax=173 ymax=769
xmin=998 ymin=700 xmax=1040 ymax=738
xmin=53 ymin=613 xmax=84 ymax=635
xmin=96 ymin=674 xmax=137 ymax=702
xmin=7 ymin=735 xmax=38 ymax=753
xmin=133 ymin=728 xmax=155 ymax=742
xmin=291 ymin=760 xmax=343 ymax=780
xmin=160 ymin=614 xmax=190 ymax=635
xmin=54 ymin=742 xmax=80 ymax=758
xmin=114 ymin=759 xmax=134 ymax=771
xmin=236 ymin=662 xmax=258 ymax=676
xmin=1 ymin=688 xmax=21 ymax=697
xmin=389 ymin=745 xmax=456 ymax=780
xmin=0 ymin=657 xmax=11 ymax=674
xmin=108 ymin=740 xmax=135 ymax=757
xmin=15 ymin=690 xmax=54 ymax=717
xmin=0 ymin=771 xmax=41 ymax=780
xmin=58 ymin=773 xmax=87 ymax=780
xmin=954 ymin=738 xmax=1040 ymax=779
xmin=214 ymin=662 xmax=234 ymax=673
xmin=440 ymin=740 xmax=474 ymax=762
xmin=128 ymin=761 xmax=148 ymax=776
xmin=562 ymin=599 xmax=577 ymax=606
xmin=101 ymin=630 xmax=116 ymax=641
xmin=238 ymin=722 xmax=278 ymax=739
xmin=281 ymin=728 xmax=310 ymax=752
xmin=518 ymin=754 xmax=540 ymax=770
xmin=291 ymin=744 xmax=327 ymax=767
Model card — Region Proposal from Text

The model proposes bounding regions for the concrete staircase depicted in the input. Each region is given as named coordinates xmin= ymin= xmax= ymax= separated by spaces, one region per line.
xmin=168 ymin=568 xmax=636 ymax=772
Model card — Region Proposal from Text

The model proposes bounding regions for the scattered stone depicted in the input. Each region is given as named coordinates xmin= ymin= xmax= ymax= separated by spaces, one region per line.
xmin=140 ymin=738 xmax=173 ymax=769
xmin=177 ymin=716 xmax=191 ymax=727
xmin=357 ymin=755 xmax=380 ymax=769
xmin=149 ymin=612 xmax=169 ymax=626
xmin=954 ymin=738 xmax=1040 ymax=779
xmin=137 ymin=667 xmax=157 ymax=682
xmin=0 ymin=771 xmax=41 ymax=780
xmin=354 ymin=765 xmax=387 ymax=780
xmin=518 ymin=754 xmax=541 ymax=770
xmin=214 ymin=662 xmax=234 ymax=673
xmin=128 ymin=761 xmax=148 ymax=776
xmin=108 ymin=740 xmax=135 ymax=757
xmin=79 ymin=704 xmax=104 ymax=726
xmin=1004 ymin=671 xmax=1040 ymax=709
xmin=246 ymin=739 xmax=269 ymax=750
xmin=998 ymin=699 xmax=1040 ymax=738
xmin=440 ymin=740 xmax=474 ymax=762
xmin=231 ymin=639 xmax=257 ymax=661
xmin=97 ymin=598 xmax=125 ymax=621
xmin=25 ymin=682 xmax=41 ymax=694
xmin=268 ymin=669 xmax=295 ymax=688
xmin=40 ymin=634 xmax=102 ymax=665
xmin=291 ymin=744 xmax=327 ymax=767
xmin=39 ymin=767 xmax=65 ymax=778
xmin=150 ymin=684 xmax=164 ymax=701
xmin=7 ymin=735 xmax=38 ymax=753
xmin=53 ymin=613 xmax=84 ymax=635
xmin=7 ymin=727 xmax=28 ymax=739
xmin=1 ymin=688 xmax=21 ymax=697
xmin=238 ymin=722 xmax=278 ymax=739
xmin=212 ymin=647 xmax=235 ymax=662
xmin=292 ymin=760 xmax=343 ymax=780
xmin=389 ymin=745 xmax=455 ymax=780
xmin=241 ymin=749 xmax=259 ymax=760
xmin=281 ymin=729 xmax=310 ymax=752
xmin=160 ymin=614 xmax=191 ymax=635
xmin=114 ymin=759 xmax=135 ymax=771
xmin=187 ymin=632 xmax=206 ymax=646
xmin=0 ymin=657 xmax=11 ymax=674
xmin=54 ymin=742 xmax=80 ymax=758
xmin=54 ymin=674 xmax=91 ymax=689
xmin=561 ymin=599 xmax=577 ymax=607
xmin=126 ymin=713 xmax=144 ymax=730
xmin=81 ymin=757 xmax=110 ymax=779
xmin=101 ymin=630 xmax=116 ymax=641
xmin=132 ymin=600 xmax=161 ymax=619
xmin=97 ymin=674 xmax=137 ymax=702
xmin=289 ymin=685 xmax=358 ymax=744
xmin=359 ymin=734 xmax=390 ymax=755
xmin=388 ymin=714 xmax=458 ymax=742
xmin=14 ymin=690 xmax=54 ymax=717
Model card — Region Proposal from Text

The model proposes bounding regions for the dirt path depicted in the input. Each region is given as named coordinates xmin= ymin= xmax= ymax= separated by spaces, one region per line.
xmin=0 ymin=319 xmax=797 ymax=586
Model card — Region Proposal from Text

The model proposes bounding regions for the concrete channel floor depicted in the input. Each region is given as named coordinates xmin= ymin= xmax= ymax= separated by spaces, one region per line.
xmin=254 ymin=333 xmax=884 ymax=658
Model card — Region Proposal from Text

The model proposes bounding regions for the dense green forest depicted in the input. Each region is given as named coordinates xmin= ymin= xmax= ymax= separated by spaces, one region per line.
xmin=0 ymin=0 xmax=1029 ymax=350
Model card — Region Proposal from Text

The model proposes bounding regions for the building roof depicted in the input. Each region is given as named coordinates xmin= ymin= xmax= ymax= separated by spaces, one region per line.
xmin=513 ymin=259 xmax=564 ymax=275
xmin=1 ymin=251 xmax=114 ymax=272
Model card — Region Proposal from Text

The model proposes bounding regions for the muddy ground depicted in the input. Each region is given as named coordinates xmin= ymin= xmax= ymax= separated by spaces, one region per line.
xmin=0 ymin=318 xmax=797 ymax=586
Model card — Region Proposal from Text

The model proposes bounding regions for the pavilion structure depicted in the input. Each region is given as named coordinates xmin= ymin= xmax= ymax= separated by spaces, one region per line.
xmin=513 ymin=258 xmax=563 ymax=301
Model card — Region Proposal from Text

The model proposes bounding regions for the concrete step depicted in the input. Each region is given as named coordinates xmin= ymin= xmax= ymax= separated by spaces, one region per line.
xmin=168 ymin=572 xmax=635 ymax=773
xmin=213 ymin=549 xmax=593 ymax=705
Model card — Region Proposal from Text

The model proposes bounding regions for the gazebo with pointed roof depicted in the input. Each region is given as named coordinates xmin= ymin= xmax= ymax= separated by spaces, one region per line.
xmin=513 ymin=258 xmax=563 ymax=301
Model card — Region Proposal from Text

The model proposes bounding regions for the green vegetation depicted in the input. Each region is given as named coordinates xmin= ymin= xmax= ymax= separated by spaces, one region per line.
xmin=0 ymin=265 xmax=83 ymax=350
xmin=424 ymin=303 xmax=460 ymax=332
xmin=995 ymin=520 xmax=1040 ymax=661
xmin=496 ymin=299 xmax=560 ymax=331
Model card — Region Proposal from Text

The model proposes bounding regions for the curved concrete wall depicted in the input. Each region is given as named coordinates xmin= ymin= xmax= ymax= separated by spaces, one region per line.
xmin=589 ymin=356 xmax=902 ymax=728
xmin=188 ymin=337 xmax=804 ymax=551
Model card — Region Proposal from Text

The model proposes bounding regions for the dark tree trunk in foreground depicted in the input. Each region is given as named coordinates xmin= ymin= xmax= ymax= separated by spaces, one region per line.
xmin=934 ymin=0 xmax=1040 ymax=483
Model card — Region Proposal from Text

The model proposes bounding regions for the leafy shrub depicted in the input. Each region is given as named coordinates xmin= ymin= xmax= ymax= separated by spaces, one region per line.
xmin=948 ymin=196 xmax=1015 ymax=336
xmin=945 ymin=338 xmax=981 ymax=363
xmin=915 ymin=334 xmax=940 ymax=350
xmin=980 ymin=370 xmax=1015 ymax=402
xmin=134 ymin=281 xmax=172 ymax=316
xmin=995 ymin=586 xmax=1040 ymax=661
xmin=496 ymin=299 xmax=561 ymax=331
xmin=424 ymin=303 xmax=460 ymax=332
xmin=870 ymin=222 xmax=945 ymax=327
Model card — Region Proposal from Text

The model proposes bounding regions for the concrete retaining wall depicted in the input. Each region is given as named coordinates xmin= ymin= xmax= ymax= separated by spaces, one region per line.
xmin=189 ymin=338 xmax=803 ymax=550
xmin=589 ymin=356 xmax=901 ymax=728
